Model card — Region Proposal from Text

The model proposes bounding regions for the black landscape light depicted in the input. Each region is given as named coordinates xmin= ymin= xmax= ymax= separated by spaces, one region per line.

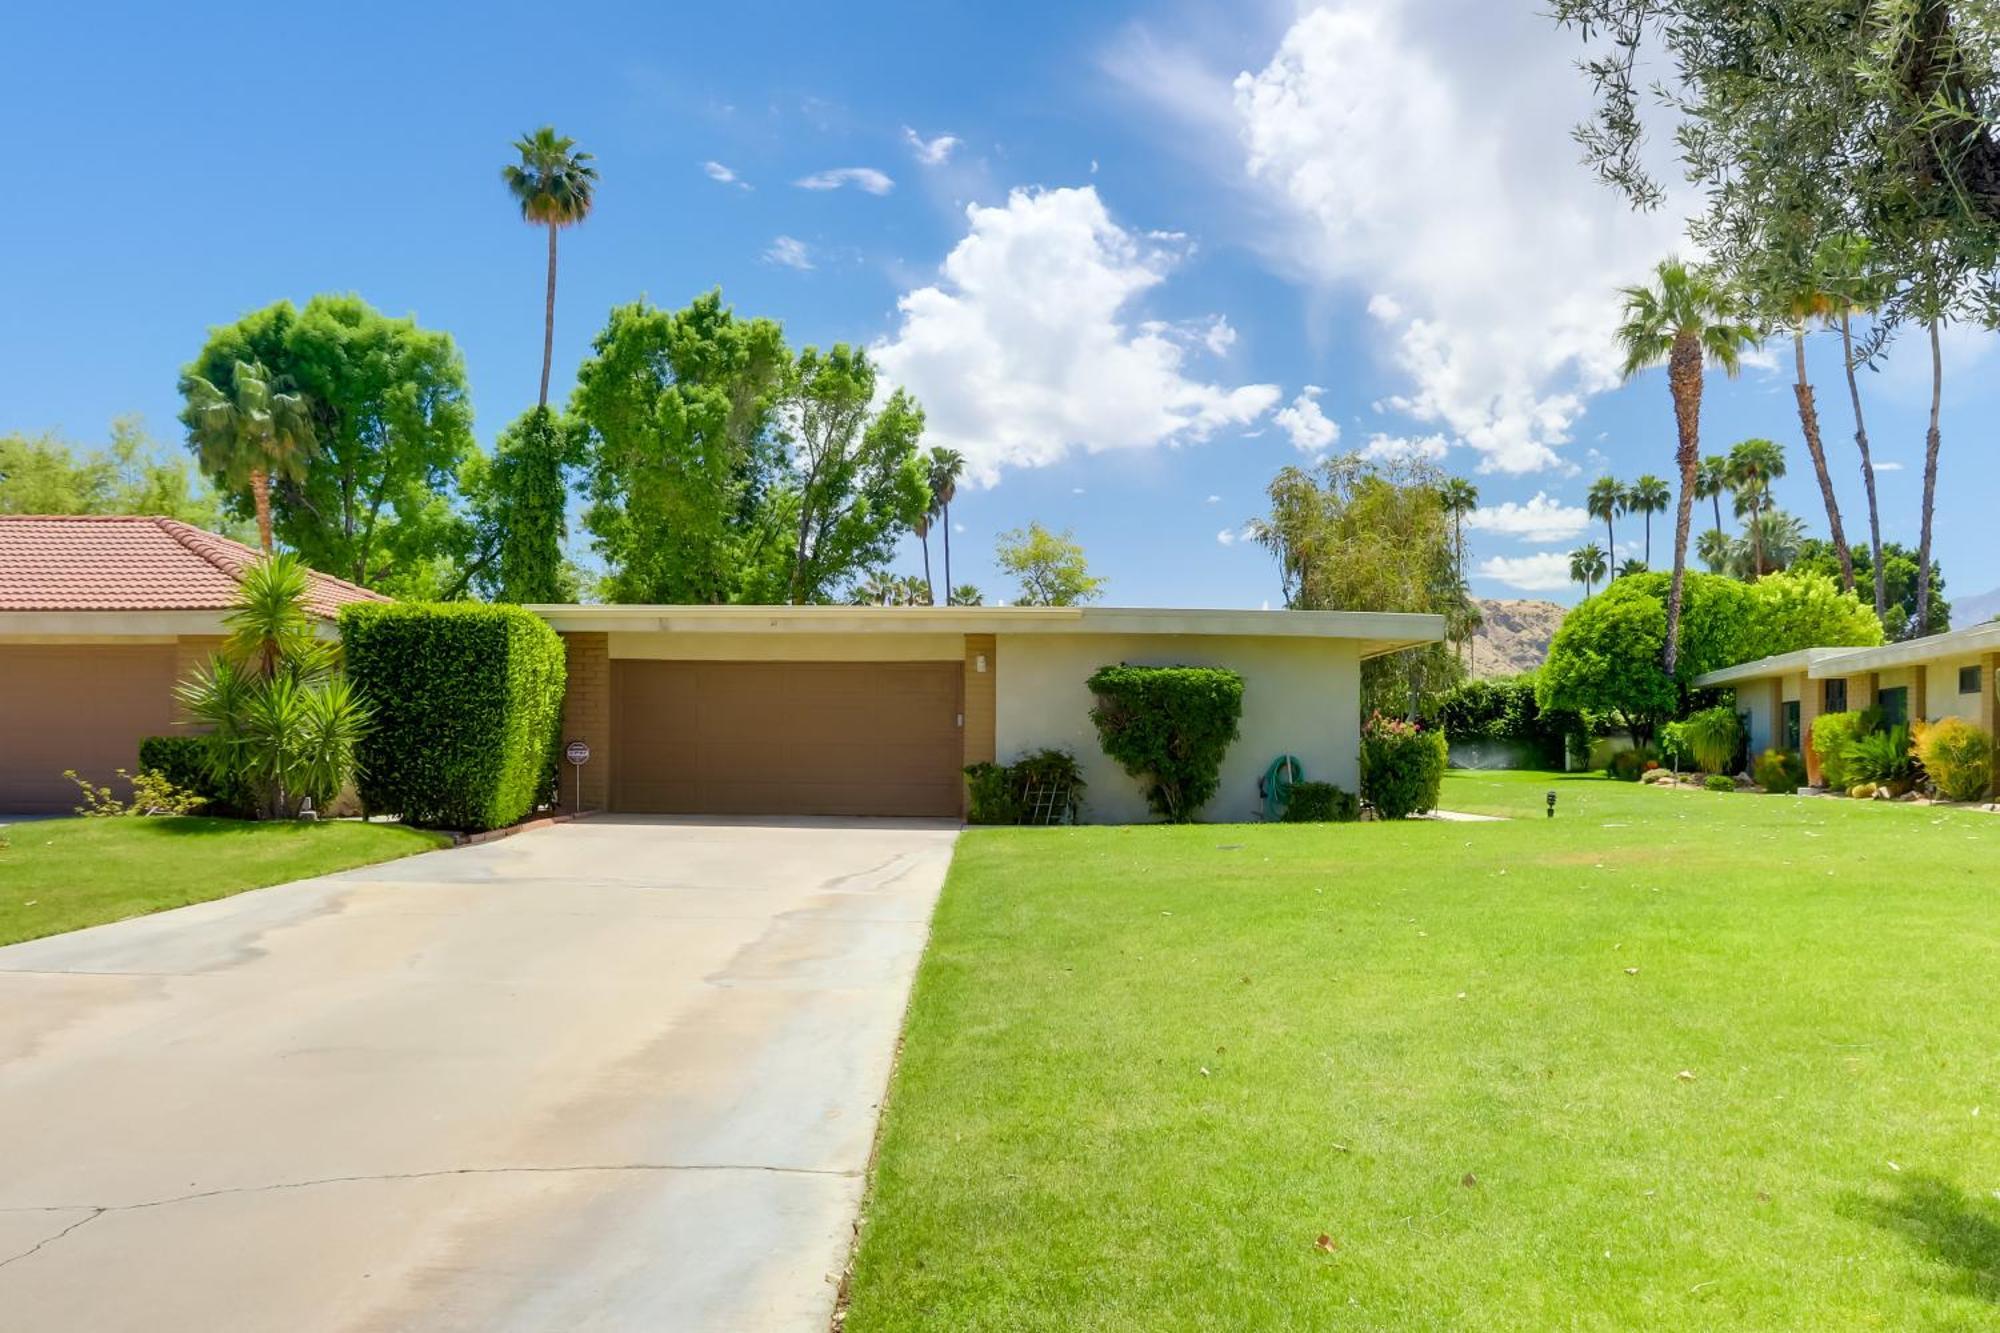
xmin=1546 ymin=790 xmax=1557 ymax=819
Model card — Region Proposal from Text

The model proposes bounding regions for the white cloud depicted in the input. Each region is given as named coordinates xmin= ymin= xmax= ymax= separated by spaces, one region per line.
xmin=872 ymin=186 xmax=1280 ymax=482
xmin=1115 ymin=1 xmax=1687 ymax=474
xmin=1478 ymin=551 xmax=1574 ymax=592
xmin=903 ymin=127 xmax=962 ymax=166
xmin=703 ymin=160 xmax=749 ymax=188
xmin=795 ymin=166 xmax=895 ymax=195
xmin=1202 ymin=316 xmax=1237 ymax=356
xmin=764 ymin=235 xmax=813 ymax=270
xmin=1205 ymin=493 xmax=1221 ymax=503
xmin=1871 ymin=460 xmax=1905 ymax=472
xmin=1464 ymin=491 xmax=1590 ymax=543
xmin=1274 ymin=385 xmax=1339 ymax=454
xmin=1359 ymin=432 xmax=1449 ymax=464
xmin=1216 ymin=525 xmax=1255 ymax=546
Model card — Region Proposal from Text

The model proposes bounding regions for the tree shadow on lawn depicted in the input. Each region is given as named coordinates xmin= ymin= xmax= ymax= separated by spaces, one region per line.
xmin=1845 ymin=1172 xmax=2000 ymax=1303
xmin=129 ymin=816 xmax=307 ymax=839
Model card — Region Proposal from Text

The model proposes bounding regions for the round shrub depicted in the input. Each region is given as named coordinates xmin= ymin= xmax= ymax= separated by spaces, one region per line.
xmin=1281 ymin=780 xmax=1360 ymax=823
xmin=1606 ymin=747 xmax=1659 ymax=782
xmin=1703 ymin=773 xmax=1736 ymax=793
xmin=1754 ymin=748 xmax=1807 ymax=795
xmin=1361 ymin=714 xmax=1447 ymax=819
xmin=1809 ymin=710 xmax=1872 ymax=790
xmin=1087 ymin=665 xmax=1244 ymax=822
xmin=1916 ymin=717 xmax=1993 ymax=802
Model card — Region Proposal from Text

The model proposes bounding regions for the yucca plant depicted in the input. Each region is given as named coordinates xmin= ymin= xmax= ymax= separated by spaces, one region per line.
xmin=176 ymin=554 xmax=371 ymax=818
xmin=1842 ymin=724 xmax=1917 ymax=792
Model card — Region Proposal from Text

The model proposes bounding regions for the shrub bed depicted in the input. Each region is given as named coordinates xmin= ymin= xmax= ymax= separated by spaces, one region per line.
xmin=340 ymin=603 xmax=567 ymax=831
xmin=1360 ymin=714 xmax=1447 ymax=819
xmin=965 ymin=749 xmax=1087 ymax=825
xmin=138 ymin=735 xmax=255 ymax=816
xmin=1809 ymin=710 xmax=1873 ymax=790
xmin=1754 ymin=748 xmax=1807 ymax=795
xmin=1086 ymin=665 xmax=1244 ymax=822
xmin=1917 ymin=718 xmax=1993 ymax=802
xmin=1280 ymin=780 xmax=1360 ymax=823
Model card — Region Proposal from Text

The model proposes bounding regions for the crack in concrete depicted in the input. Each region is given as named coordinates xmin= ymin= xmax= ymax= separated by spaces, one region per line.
xmin=0 ymin=1161 xmax=862 ymax=1239
xmin=0 ymin=1210 xmax=102 ymax=1272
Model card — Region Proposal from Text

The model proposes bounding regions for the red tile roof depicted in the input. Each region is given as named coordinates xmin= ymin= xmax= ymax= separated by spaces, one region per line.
xmin=0 ymin=515 xmax=391 ymax=618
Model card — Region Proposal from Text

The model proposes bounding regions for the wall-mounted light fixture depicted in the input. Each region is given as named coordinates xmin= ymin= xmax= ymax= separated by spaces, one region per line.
xmin=976 ymin=654 xmax=988 ymax=673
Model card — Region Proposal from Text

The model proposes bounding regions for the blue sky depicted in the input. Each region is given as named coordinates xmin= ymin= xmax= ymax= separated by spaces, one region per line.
xmin=6 ymin=0 xmax=1996 ymax=610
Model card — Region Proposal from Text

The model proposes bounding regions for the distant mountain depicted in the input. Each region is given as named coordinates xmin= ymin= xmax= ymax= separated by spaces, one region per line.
xmin=1951 ymin=586 xmax=2000 ymax=628
xmin=1467 ymin=598 xmax=1565 ymax=678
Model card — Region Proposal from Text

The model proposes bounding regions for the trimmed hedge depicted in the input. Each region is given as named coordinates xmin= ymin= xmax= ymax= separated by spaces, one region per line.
xmin=1281 ymin=780 xmax=1360 ymax=823
xmin=137 ymin=735 xmax=254 ymax=816
xmin=339 ymin=602 xmax=567 ymax=831
xmin=1086 ymin=665 xmax=1244 ymax=823
xmin=1360 ymin=714 xmax=1447 ymax=819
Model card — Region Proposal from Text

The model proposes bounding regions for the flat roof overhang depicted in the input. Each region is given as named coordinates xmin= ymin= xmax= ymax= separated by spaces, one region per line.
xmin=527 ymin=605 xmax=1447 ymax=661
xmin=1802 ymin=621 xmax=2000 ymax=677
xmin=1692 ymin=647 xmax=1862 ymax=689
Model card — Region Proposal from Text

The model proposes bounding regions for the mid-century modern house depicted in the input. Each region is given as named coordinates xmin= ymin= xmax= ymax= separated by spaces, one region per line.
xmin=0 ymin=515 xmax=386 ymax=813
xmin=531 ymin=605 xmax=1443 ymax=823
xmin=0 ymin=515 xmax=1445 ymax=823
xmin=1695 ymin=623 xmax=2000 ymax=790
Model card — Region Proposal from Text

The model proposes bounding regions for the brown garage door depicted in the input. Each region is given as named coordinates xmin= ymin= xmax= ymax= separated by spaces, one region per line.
xmin=0 ymin=644 xmax=178 ymax=814
xmin=611 ymin=660 xmax=963 ymax=817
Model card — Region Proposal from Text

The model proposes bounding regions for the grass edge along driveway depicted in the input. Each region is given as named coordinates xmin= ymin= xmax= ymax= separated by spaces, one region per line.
xmin=0 ymin=816 xmax=451 ymax=947
xmin=841 ymin=771 xmax=2000 ymax=1330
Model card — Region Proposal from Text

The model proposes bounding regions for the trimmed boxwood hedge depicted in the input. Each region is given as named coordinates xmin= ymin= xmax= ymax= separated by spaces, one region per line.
xmin=339 ymin=602 xmax=567 ymax=831
xmin=1086 ymin=664 xmax=1244 ymax=822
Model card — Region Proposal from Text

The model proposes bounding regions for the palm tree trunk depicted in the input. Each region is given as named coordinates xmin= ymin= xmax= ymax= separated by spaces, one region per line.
xmin=920 ymin=530 xmax=934 ymax=605
xmin=1605 ymin=517 xmax=1615 ymax=569
xmin=1662 ymin=332 xmax=1702 ymax=675
xmin=251 ymin=465 xmax=273 ymax=553
xmin=1916 ymin=316 xmax=1943 ymax=637
xmin=941 ymin=501 xmax=952 ymax=605
xmin=1711 ymin=491 xmax=1722 ymax=536
xmin=1792 ymin=330 xmax=1853 ymax=591
xmin=1751 ymin=499 xmax=1765 ymax=579
xmin=1840 ymin=312 xmax=1888 ymax=619
xmin=539 ymin=223 xmax=559 ymax=408
xmin=1644 ymin=512 xmax=1652 ymax=567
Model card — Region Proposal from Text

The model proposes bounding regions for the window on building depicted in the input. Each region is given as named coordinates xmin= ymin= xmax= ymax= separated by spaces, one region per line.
xmin=1783 ymin=701 xmax=1801 ymax=751
xmin=1824 ymin=678 xmax=1848 ymax=713
xmin=1878 ymin=685 xmax=1909 ymax=726
xmin=1961 ymin=665 xmax=1983 ymax=695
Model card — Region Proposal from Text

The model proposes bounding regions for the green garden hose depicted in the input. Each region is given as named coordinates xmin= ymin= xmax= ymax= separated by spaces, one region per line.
xmin=1261 ymin=754 xmax=1304 ymax=822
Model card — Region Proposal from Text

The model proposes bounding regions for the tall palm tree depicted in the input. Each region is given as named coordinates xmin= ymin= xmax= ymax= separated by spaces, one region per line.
xmin=1616 ymin=556 xmax=1649 ymax=579
xmin=183 ymin=360 xmax=317 ymax=554
xmin=913 ymin=508 xmax=935 ymax=605
xmin=1818 ymin=234 xmax=1889 ymax=619
xmin=1439 ymin=477 xmax=1479 ymax=585
xmin=1586 ymin=476 xmax=1624 ymax=571
xmin=1696 ymin=526 xmax=1733 ymax=574
xmin=1910 ymin=246 xmax=1952 ymax=639
xmin=1626 ymin=474 xmax=1671 ymax=568
xmin=503 ymin=127 xmax=599 ymax=408
xmin=1570 ymin=542 xmax=1607 ymax=598
xmin=1695 ymin=454 xmax=1730 ymax=536
xmin=1724 ymin=438 xmax=1786 ymax=578
xmin=1772 ymin=262 xmax=1854 ymax=592
xmin=925 ymin=447 xmax=966 ymax=604
xmin=1616 ymin=258 xmax=1760 ymax=672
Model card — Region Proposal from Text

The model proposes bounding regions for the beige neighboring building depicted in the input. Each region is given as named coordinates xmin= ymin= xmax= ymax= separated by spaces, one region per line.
xmin=1694 ymin=623 xmax=2000 ymax=792
xmin=531 ymin=605 xmax=1443 ymax=824
xmin=0 ymin=515 xmax=387 ymax=813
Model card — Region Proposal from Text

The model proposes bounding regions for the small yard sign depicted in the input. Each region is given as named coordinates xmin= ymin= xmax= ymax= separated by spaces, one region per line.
xmin=565 ymin=740 xmax=591 ymax=809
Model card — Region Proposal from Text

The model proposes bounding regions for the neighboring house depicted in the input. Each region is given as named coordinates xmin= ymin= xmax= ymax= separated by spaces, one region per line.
xmin=533 ymin=605 xmax=1444 ymax=823
xmin=1696 ymin=625 xmax=2000 ymax=791
xmin=0 ymin=515 xmax=386 ymax=813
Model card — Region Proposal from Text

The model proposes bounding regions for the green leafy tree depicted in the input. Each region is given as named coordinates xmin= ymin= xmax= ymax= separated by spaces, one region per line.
xmin=464 ymin=406 xmax=584 ymax=602
xmin=573 ymin=291 xmax=792 ymax=603
xmin=927 ymin=446 xmax=967 ymax=603
xmin=1570 ymin=542 xmax=1607 ymax=597
xmin=1586 ymin=475 xmax=1623 ymax=567
xmin=176 ymin=554 xmax=370 ymax=818
xmin=1724 ymin=438 xmax=1787 ymax=577
xmin=1794 ymin=539 xmax=1948 ymax=642
xmin=0 ymin=418 xmax=241 ymax=533
xmin=1625 ymin=474 xmax=1671 ymax=567
xmin=182 ymin=360 xmax=316 ymax=553
xmin=1615 ymin=259 xmax=1760 ymax=674
xmin=996 ymin=522 xmax=1104 ymax=607
xmin=503 ymin=127 xmax=598 ymax=408
xmin=180 ymin=296 xmax=477 ymax=593
xmin=1743 ymin=570 xmax=1885 ymax=653
xmin=783 ymin=345 xmax=931 ymax=604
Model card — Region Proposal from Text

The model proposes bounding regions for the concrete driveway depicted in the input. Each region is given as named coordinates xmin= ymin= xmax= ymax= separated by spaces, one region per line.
xmin=0 ymin=816 xmax=957 ymax=1332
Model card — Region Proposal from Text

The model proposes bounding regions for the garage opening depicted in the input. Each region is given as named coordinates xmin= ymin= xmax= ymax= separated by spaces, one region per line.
xmin=610 ymin=659 xmax=963 ymax=817
xmin=0 ymin=643 xmax=177 ymax=813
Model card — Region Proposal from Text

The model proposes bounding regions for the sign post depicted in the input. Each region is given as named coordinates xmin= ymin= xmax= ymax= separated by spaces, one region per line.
xmin=565 ymin=739 xmax=591 ymax=811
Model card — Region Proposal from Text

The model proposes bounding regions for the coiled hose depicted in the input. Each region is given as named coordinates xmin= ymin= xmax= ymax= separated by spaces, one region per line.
xmin=1261 ymin=754 xmax=1304 ymax=821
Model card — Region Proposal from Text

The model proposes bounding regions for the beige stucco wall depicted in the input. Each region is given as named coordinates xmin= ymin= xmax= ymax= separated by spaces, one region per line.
xmin=606 ymin=631 xmax=962 ymax=662
xmin=1737 ymin=679 xmax=1778 ymax=756
xmin=994 ymin=632 xmax=1362 ymax=824
xmin=1927 ymin=654 xmax=1987 ymax=722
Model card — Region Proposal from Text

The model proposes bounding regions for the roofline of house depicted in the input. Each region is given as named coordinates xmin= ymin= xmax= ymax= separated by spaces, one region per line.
xmin=0 ymin=609 xmax=339 ymax=638
xmin=1694 ymin=620 xmax=2000 ymax=688
xmin=525 ymin=604 xmax=1447 ymax=660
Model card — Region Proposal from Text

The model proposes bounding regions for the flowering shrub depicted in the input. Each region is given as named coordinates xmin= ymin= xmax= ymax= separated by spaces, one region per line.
xmin=1360 ymin=714 xmax=1447 ymax=819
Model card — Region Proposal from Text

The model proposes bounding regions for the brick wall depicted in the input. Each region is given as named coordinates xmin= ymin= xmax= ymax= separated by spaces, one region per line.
xmin=558 ymin=632 xmax=610 ymax=811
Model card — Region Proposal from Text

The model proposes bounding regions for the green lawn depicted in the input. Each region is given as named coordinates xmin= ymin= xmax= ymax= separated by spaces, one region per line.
xmin=843 ymin=771 xmax=2000 ymax=1330
xmin=0 ymin=816 xmax=450 ymax=947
